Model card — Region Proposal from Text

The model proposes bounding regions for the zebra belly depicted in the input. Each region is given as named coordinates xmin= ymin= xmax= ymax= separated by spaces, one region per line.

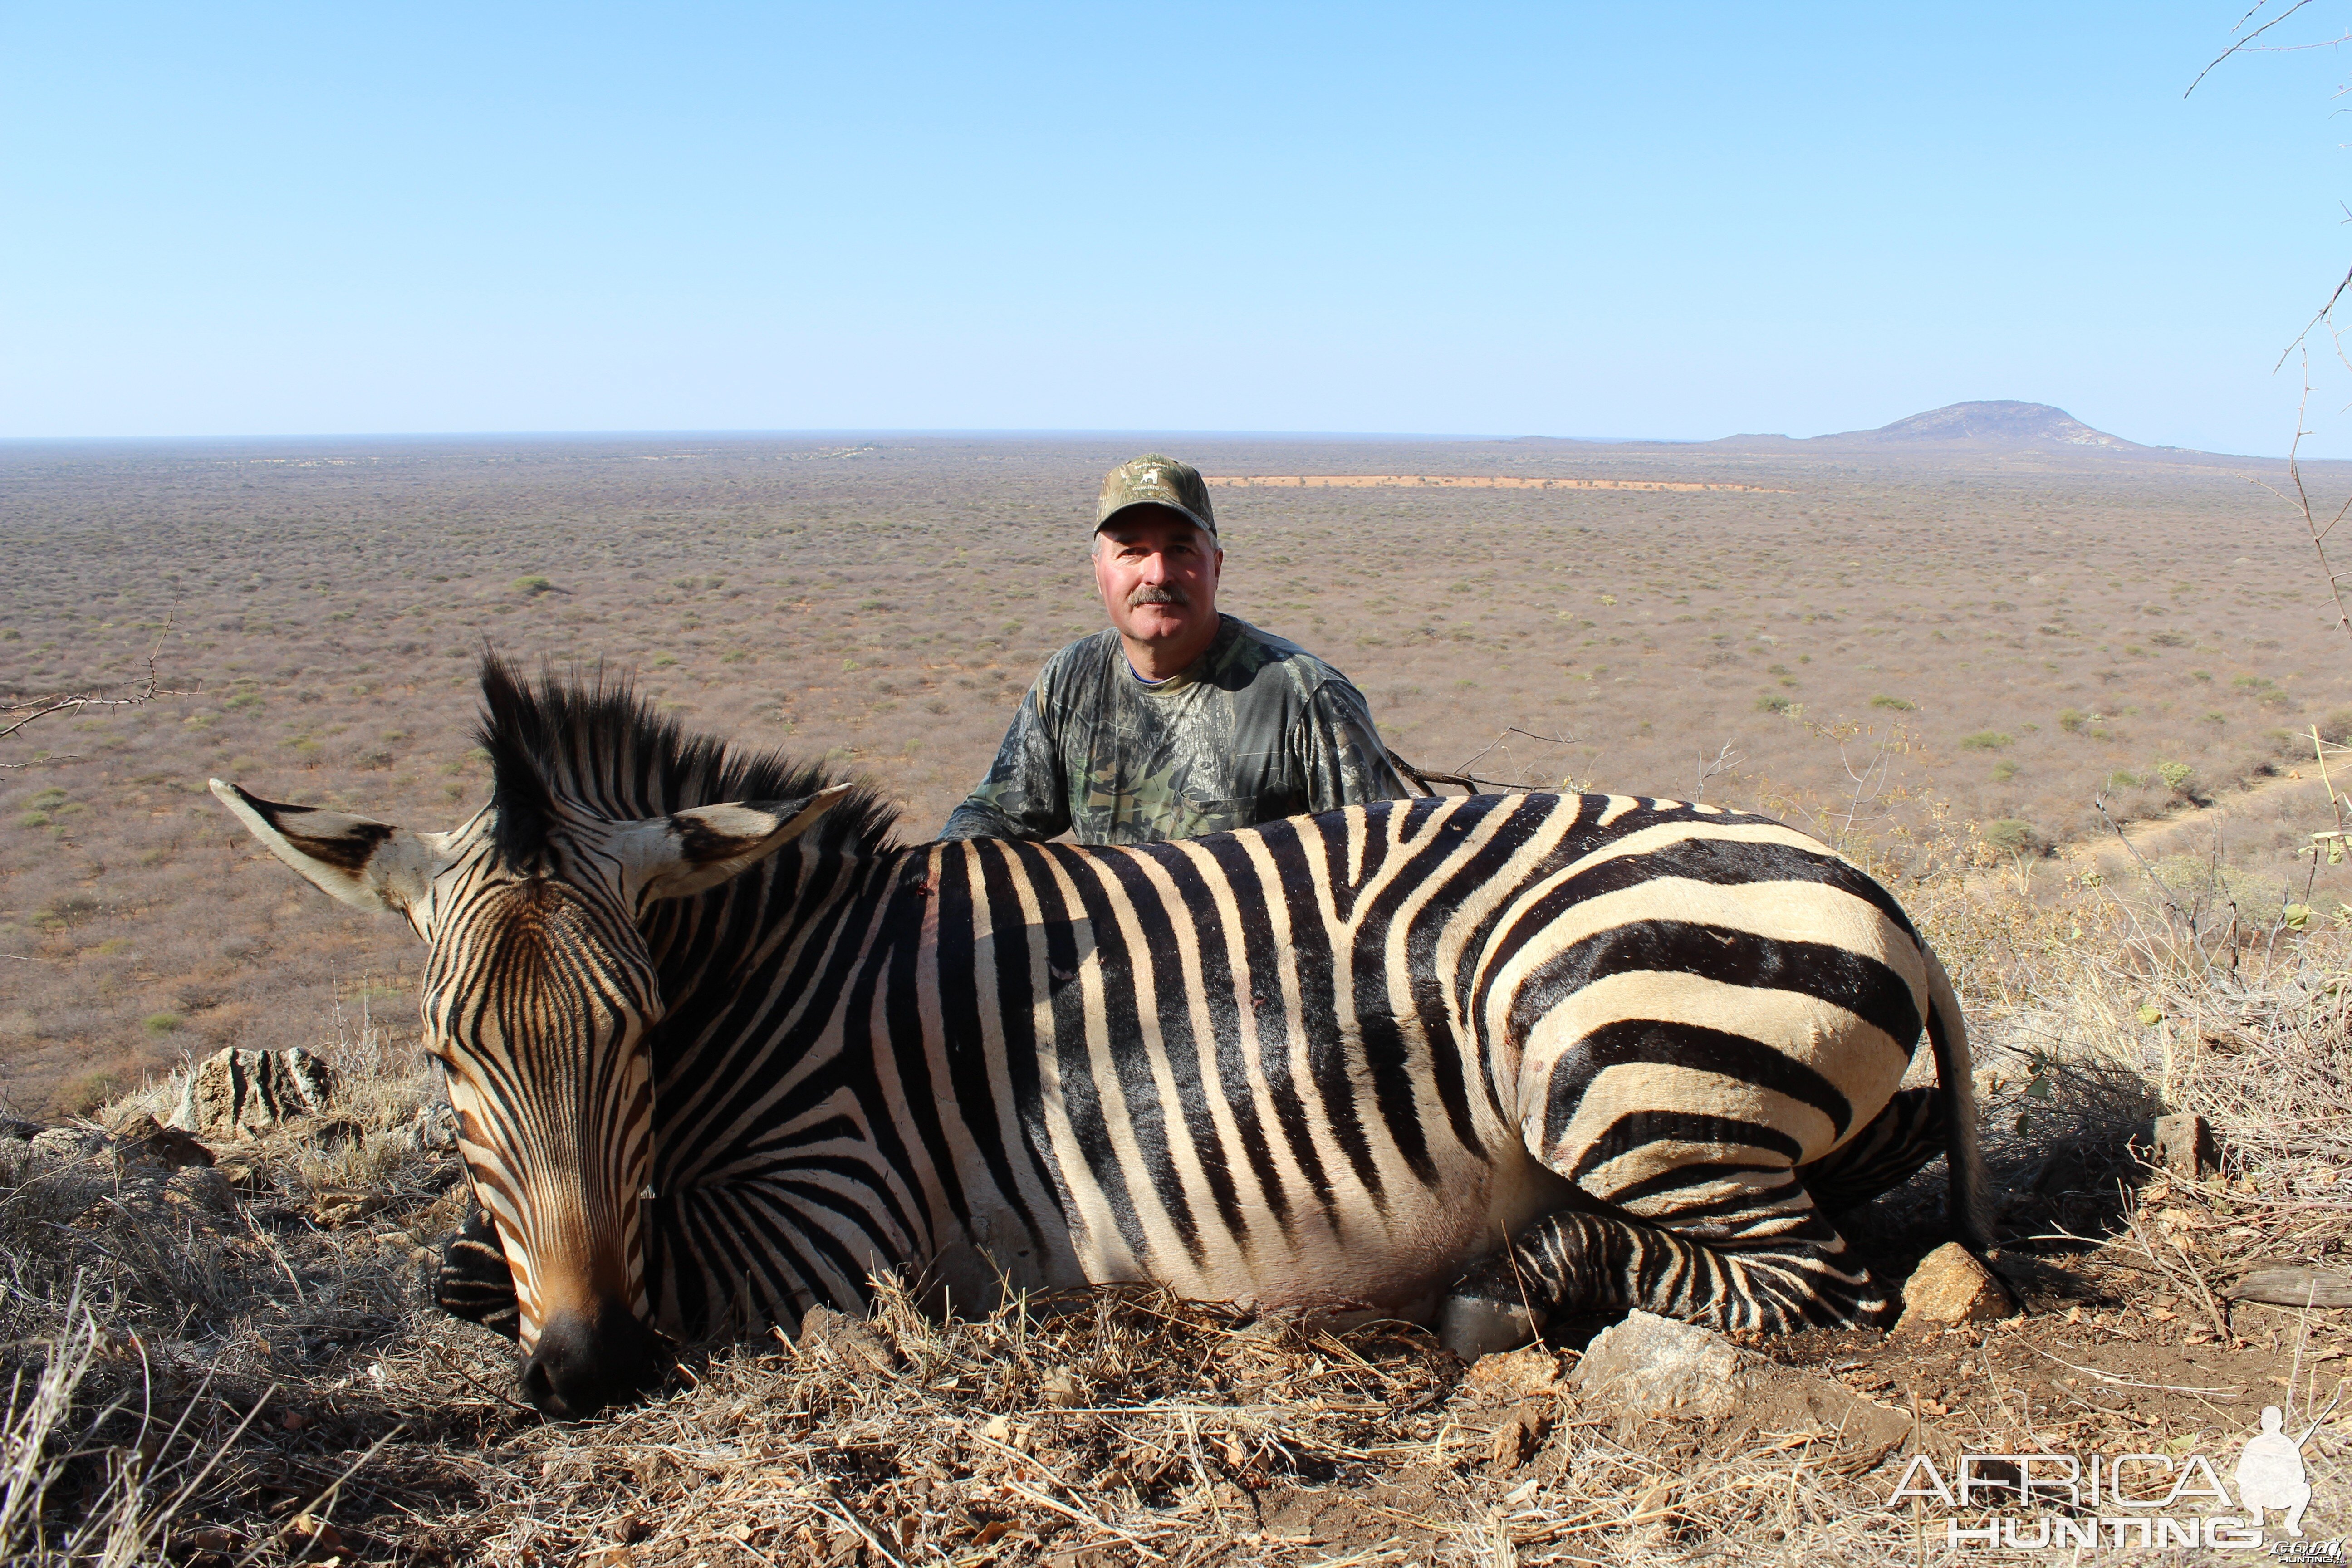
xmin=1051 ymin=1134 xmax=1575 ymax=1323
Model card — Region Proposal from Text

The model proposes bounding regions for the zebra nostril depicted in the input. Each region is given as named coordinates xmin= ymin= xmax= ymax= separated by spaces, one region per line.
xmin=517 ymin=1356 xmax=556 ymax=1409
xmin=518 ymin=1300 xmax=667 ymax=1420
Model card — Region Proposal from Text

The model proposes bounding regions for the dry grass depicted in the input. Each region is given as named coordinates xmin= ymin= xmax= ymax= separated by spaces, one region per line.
xmin=0 ymin=828 xmax=2345 ymax=1563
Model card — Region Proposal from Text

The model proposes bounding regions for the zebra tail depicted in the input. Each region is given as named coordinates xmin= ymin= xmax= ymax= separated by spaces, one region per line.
xmin=1922 ymin=941 xmax=1996 ymax=1253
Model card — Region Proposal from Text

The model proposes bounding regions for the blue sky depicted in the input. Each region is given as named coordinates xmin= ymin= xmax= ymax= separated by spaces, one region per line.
xmin=7 ymin=3 xmax=2352 ymax=450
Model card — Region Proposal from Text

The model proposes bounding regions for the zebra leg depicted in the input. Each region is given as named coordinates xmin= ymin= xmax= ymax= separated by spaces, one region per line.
xmin=436 ymin=1204 xmax=521 ymax=1340
xmin=1794 ymin=1087 xmax=1947 ymax=1211
xmin=1437 ymin=1185 xmax=1891 ymax=1358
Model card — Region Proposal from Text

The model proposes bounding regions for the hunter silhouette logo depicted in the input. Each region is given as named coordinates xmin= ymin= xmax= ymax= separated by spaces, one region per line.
xmin=2239 ymin=1405 xmax=2319 ymax=1539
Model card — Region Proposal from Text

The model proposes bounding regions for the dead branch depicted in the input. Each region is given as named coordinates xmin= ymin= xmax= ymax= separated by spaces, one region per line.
xmin=1832 ymin=732 xmax=1905 ymax=839
xmin=0 ymin=612 xmax=196 ymax=769
xmin=1690 ymin=740 xmax=1745 ymax=804
xmin=2185 ymin=0 xmax=2325 ymax=99
xmin=2253 ymin=358 xmax=2352 ymax=653
xmin=2094 ymin=791 xmax=2212 ymax=968
xmin=1388 ymin=727 xmax=1572 ymax=796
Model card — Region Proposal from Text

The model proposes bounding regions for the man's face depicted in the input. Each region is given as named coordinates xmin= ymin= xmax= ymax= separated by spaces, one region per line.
xmin=1093 ymin=507 xmax=1223 ymax=651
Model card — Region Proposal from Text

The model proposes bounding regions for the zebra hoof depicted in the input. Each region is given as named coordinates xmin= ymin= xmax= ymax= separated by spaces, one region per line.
xmin=1437 ymin=1293 xmax=1540 ymax=1360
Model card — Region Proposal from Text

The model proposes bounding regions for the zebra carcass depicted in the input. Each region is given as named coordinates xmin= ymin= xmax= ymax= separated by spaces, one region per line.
xmin=213 ymin=659 xmax=1990 ymax=1418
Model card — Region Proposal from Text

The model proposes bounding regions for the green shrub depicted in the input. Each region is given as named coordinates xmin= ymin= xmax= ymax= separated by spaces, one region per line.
xmin=2057 ymin=708 xmax=2086 ymax=733
xmin=2149 ymin=853 xmax=2288 ymax=925
xmin=42 ymin=895 xmax=99 ymax=929
xmin=2106 ymin=770 xmax=2142 ymax=790
xmin=1870 ymin=695 xmax=1915 ymax=711
xmin=1960 ymin=730 xmax=2013 ymax=751
xmin=1755 ymin=694 xmax=1792 ymax=714
xmin=2157 ymin=760 xmax=2197 ymax=795
xmin=512 ymin=575 xmax=554 ymax=595
xmin=142 ymin=1012 xmax=183 ymax=1035
xmin=1982 ymin=819 xmax=2042 ymax=856
xmin=1991 ymin=760 xmax=2019 ymax=782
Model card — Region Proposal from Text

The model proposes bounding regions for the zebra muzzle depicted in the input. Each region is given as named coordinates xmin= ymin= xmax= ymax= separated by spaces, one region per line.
xmin=518 ymin=1297 xmax=669 ymax=1419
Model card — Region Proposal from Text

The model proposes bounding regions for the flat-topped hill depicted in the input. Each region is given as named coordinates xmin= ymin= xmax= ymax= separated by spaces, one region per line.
xmin=1718 ymin=399 xmax=2154 ymax=454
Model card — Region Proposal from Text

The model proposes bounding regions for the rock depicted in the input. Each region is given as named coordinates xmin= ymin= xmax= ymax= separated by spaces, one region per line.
xmin=309 ymin=1190 xmax=388 ymax=1229
xmin=2151 ymin=1112 xmax=2217 ymax=1178
xmin=1461 ymin=1344 xmax=1568 ymax=1400
xmin=116 ymin=1114 xmax=216 ymax=1168
xmin=795 ymin=1304 xmax=899 ymax=1374
xmin=1896 ymin=1242 xmax=2015 ymax=1330
xmin=416 ymin=1098 xmax=458 ymax=1151
xmin=380 ymin=1100 xmax=460 ymax=1158
xmin=172 ymin=1048 xmax=333 ymax=1138
xmin=28 ymin=1125 xmax=108 ymax=1161
xmin=2228 ymin=1266 xmax=2352 ymax=1308
xmin=1570 ymin=1311 xmax=1752 ymax=1421
xmin=1487 ymin=1400 xmax=1553 ymax=1468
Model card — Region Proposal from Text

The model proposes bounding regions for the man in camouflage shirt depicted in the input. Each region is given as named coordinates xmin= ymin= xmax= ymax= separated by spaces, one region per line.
xmin=940 ymin=454 xmax=1409 ymax=845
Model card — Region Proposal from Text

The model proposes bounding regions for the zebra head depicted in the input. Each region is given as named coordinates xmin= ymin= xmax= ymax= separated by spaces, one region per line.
xmin=208 ymin=766 xmax=850 ymax=1419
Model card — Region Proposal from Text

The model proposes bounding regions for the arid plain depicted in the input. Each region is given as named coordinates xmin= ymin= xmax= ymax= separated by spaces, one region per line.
xmin=3 ymin=430 xmax=2347 ymax=1114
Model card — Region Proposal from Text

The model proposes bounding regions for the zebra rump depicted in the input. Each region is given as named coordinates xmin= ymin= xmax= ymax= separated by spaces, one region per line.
xmin=213 ymin=661 xmax=1994 ymax=1417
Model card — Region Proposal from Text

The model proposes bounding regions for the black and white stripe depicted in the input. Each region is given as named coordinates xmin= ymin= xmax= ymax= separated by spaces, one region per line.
xmin=217 ymin=662 xmax=1990 ymax=1413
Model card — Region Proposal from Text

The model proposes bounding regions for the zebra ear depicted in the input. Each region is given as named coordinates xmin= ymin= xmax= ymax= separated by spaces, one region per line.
xmin=210 ymin=779 xmax=450 ymax=915
xmin=618 ymin=784 xmax=856 ymax=903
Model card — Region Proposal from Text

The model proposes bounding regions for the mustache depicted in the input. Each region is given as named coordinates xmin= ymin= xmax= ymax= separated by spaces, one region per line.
xmin=1126 ymin=584 xmax=1190 ymax=608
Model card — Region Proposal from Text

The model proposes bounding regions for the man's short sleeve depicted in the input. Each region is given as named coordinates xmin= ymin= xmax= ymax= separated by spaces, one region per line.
xmin=939 ymin=677 xmax=1073 ymax=841
xmin=1296 ymin=677 xmax=1412 ymax=814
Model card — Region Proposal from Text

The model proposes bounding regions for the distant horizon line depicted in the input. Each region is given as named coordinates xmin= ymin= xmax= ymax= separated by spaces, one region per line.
xmin=0 ymin=425 xmax=2298 ymax=461
xmin=0 ymin=427 xmax=1666 ymax=445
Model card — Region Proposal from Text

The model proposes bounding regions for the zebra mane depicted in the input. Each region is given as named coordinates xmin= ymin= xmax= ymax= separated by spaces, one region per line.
xmin=473 ymin=655 xmax=901 ymax=864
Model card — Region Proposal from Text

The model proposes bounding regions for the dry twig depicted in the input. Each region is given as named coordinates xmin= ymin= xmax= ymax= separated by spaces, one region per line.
xmin=0 ymin=612 xmax=197 ymax=769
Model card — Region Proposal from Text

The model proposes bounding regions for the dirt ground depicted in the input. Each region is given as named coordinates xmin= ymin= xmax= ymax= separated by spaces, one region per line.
xmin=19 ymin=1088 xmax=2349 ymax=1567
xmin=6 ymin=434 xmax=2351 ymax=1115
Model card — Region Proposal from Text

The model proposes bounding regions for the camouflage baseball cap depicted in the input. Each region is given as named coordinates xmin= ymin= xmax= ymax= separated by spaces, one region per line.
xmin=1096 ymin=454 xmax=1217 ymax=538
